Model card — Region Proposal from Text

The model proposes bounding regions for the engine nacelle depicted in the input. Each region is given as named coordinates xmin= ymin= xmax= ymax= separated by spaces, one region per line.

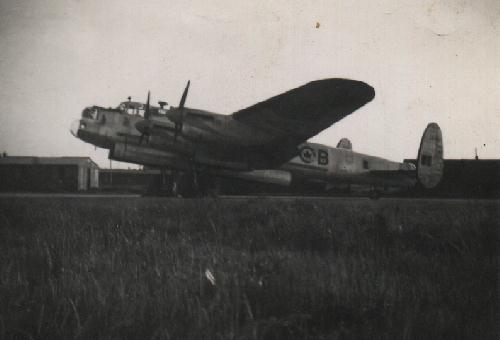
xmin=109 ymin=143 xmax=190 ymax=170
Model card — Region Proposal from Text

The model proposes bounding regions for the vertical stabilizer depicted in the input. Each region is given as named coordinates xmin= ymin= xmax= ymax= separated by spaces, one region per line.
xmin=417 ymin=123 xmax=443 ymax=189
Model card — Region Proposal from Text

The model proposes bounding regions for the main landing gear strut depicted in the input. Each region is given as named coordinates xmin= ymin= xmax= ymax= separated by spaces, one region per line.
xmin=170 ymin=170 xmax=220 ymax=198
xmin=146 ymin=167 xmax=220 ymax=198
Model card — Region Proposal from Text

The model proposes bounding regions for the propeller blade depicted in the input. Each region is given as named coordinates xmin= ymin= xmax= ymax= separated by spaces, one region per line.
xmin=135 ymin=119 xmax=152 ymax=145
xmin=174 ymin=122 xmax=183 ymax=141
xmin=179 ymin=80 xmax=190 ymax=109
xmin=144 ymin=91 xmax=151 ymax=120
xmin=164 ymin=81 xmax=190 ymax=142
xmin=139 ymin=91 xmax=151 ymax=144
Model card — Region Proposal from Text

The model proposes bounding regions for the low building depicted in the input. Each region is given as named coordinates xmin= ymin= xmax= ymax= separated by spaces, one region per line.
xmin=0 ymin=156 xmax=99 ymax=192
xmin=99 ymin=169 xmax=162 ymax=193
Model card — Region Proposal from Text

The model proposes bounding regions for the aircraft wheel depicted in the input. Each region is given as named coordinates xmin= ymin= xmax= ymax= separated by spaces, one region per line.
xmin=171 ymin=171 xmax=197 ymax=198
xmin=195 ymin=173 xmax=220 ymax=198
xmin=369 ymin=188 xmax=381 ymax=200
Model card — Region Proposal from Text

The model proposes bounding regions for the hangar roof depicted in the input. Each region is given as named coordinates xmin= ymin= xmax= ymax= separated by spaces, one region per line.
xmin=0 ymin=156 xmax=99 ymax=168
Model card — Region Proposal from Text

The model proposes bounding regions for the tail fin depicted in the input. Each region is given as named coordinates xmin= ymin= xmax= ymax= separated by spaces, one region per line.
xmin=417 ymin=123 xmax=444 ymax=189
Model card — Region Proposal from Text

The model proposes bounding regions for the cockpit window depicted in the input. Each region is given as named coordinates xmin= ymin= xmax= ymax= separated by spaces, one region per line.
xmin=82 ymin=107 xmax=99 ymax=120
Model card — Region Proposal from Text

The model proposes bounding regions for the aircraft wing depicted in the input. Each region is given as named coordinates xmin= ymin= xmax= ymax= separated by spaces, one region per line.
xmin=232 ymin=78 xmax=375 ymax=166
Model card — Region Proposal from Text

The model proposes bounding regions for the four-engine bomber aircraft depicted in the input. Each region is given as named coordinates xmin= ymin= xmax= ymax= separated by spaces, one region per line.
xmin=70 ymin=79 xmax=443 ymax=196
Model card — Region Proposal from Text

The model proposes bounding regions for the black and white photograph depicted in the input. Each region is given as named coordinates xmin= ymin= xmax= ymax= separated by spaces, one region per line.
xmin=0 ymin=0 xmax=498 ymax=338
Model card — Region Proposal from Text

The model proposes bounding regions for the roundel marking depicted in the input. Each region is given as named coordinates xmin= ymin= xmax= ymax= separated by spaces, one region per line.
xmin=299 ymin=146 xmax=316 ymax=163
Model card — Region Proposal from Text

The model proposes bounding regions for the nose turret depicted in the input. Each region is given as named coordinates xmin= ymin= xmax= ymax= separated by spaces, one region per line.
xmin=70 ymin=119 xmax=81 ymax=137
xmin=70 ymin=107 xmax=118 ymax=149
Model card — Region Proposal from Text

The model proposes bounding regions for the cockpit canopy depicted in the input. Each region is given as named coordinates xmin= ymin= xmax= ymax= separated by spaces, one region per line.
xmin=118 ymin=101 xmax=146 ymax=116
xmin=117 ymin=100 xmax=169 ymax=116
xmin=81 ymin=98 xmax=170 ymax=120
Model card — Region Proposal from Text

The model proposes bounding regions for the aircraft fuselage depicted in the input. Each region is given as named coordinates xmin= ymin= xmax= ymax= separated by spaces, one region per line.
xmin=71 ymin=105 xmax=418 ymax=192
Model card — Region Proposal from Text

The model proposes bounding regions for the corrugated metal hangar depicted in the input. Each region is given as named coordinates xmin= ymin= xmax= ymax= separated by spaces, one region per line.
xmin=0 ymin=156 xmax=99 ymax=192
xmin=99 ymin=169 xmax=162 ymax=193
xmin=0 ymin=155 xmax=497 ymax=197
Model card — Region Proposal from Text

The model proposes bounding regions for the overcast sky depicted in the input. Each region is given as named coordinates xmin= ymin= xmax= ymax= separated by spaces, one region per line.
xmin=0 ymin=0 xmax=498 ymax=168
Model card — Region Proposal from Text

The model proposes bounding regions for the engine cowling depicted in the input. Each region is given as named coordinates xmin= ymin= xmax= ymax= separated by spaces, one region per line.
xmin=109 ymin=143 xmax=190 ymax=170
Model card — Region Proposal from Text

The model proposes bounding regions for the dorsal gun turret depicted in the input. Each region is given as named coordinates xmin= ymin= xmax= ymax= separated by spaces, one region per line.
xmin=336 ymin=138 xmax=352 ymax=150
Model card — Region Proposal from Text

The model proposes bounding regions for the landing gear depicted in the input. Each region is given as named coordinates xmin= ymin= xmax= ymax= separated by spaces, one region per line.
xmin=171 ymin=170 xmax=220 ymax=198
xmin=369 ymin=187 xmax=381 ymax=200
xmin=145 ymin=168 xmax=173 ymax=196
xmin=145 ymin=165 xmax=220 ymax=198
xmin=171 ymin=171 xmax=198 ymax=197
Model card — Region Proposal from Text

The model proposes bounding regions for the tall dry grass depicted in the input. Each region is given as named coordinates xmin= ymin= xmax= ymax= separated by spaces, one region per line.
xmin=0 ymin=197 xmax=497 ymax=339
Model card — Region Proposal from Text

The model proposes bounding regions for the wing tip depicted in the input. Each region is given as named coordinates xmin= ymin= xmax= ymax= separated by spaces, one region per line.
xmin=305 ymin=78 xmax=375 ymax=103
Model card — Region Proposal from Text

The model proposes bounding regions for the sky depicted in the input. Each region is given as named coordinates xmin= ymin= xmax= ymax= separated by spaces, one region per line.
xmin=0 ymin=0 xmax=498 ymax=168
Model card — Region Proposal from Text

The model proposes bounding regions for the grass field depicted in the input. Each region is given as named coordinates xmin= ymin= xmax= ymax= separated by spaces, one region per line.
xmin=0 ymin=197 xmax=498 ymax=339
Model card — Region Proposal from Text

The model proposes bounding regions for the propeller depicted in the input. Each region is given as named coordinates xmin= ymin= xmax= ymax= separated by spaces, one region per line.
xmin=144 ymin=91 xmax=151 ymax=120
xmin=167 ymin=80 xmax=190 ymax=141
xmin=136 ymin=91 xmax=152 ymax=144
xmin=136 ymin=81 xmax=190 ymax=144
xmin=179 ymin=80 xmax=190 ymax=109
